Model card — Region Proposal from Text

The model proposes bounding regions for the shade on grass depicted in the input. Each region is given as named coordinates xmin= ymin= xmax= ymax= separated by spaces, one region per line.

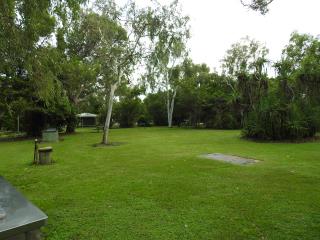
xmin=0 ymin=128 xmax=319 ymax=239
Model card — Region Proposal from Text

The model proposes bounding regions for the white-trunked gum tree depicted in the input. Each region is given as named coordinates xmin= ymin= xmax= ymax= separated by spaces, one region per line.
xmin=93 ymin=0 xmax=161 ymax=145
xmin=94 ymin=0 xmax=191 ymax=144
xmin=147 ymin=0 xmax=190 ymax=128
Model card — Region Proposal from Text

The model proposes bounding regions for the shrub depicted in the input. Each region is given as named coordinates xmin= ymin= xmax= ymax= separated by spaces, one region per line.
xmin=242 ymin=93 xmax=317 ymax=140
xmin=144 ymin=92 xmax=167 ymax=126
xmin=65 ymin=112 xmax=77 ymax=133
xmin=114 ymin=98 xmax=143 ymax=128
xmin=24 ymin=108 xmax=47 ymax=137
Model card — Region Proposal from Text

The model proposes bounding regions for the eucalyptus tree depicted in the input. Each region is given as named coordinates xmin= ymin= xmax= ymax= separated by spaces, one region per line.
xmin=93 ymin=0 xmax=163 ymax=144
xmin=147 ymin=0 xmax=190 ymax=128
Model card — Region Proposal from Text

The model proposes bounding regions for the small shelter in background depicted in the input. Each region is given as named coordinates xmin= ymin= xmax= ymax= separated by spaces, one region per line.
xmin=76 ymin=113 xmax=98 ymax=127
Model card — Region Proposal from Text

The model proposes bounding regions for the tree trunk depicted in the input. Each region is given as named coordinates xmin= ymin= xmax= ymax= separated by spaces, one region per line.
xmin=102 ymin=83 xmax=118 ymax=144
xmin=66 ymin=109 xmax=77 ymax=134
xmin=66 ymin=120 xmax=76 ymax=133
xmin=167 ymin=91 xmax=170 ymax=127
xmin=17 ymin=115 xmax=20 ymax=133
xmin=167 ymin=89 xmax=177 ymax=128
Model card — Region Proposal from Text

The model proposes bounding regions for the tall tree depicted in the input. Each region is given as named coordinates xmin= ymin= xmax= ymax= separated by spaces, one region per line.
xmin=0 ymin=0 xmax=86 ymax=132
xmin=147 ymin=0 xmax=190 ymax=128
xmin=94 ymin=0 xmax=160 ymax=144
xmin=58 ymin=12 xmax=102 ymax=132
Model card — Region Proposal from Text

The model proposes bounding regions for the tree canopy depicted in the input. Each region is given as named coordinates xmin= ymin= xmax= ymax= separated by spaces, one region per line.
xmin=240 ymin=0 xmax=275 ymax=14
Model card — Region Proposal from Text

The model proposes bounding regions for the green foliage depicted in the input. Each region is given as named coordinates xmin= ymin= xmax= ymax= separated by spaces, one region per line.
xmin=222 ymin=36 xmax=269 ymax=77
xmin=145 ymin=0 xmax=190 ymax=127
xmin=23 ymin=81 xmax=72 ymax=136
xmin=59 ymin=57 xmax=99 ymax=107
xmin=113 ymin=87 xmax=144 ymax=128
xmin=179 ymin=60 xmax=241 ymax=129
xmin=242 ymin=90 xmax=317 ymax=140
xmin=220 ymin=33 xmax=320 ymax=140
xmin=23 ymin=108 xmax=47 ymax=137
xmin=144 ymin=92 xmax=168 ymax=126
xmin=0 ymin=0 xmax=85 ymax=134
xmin=144 ymin=60 xmax=241 ymax=129
xmin=147 ymin=0 xmax=190 ymax=83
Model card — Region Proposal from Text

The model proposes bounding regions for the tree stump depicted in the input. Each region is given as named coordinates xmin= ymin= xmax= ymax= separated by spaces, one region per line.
xmin=38 ymin=147 xmax=53 ymax=165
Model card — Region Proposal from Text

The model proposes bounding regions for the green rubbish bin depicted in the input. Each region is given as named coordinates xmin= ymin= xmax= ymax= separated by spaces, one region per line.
xmin=41 ymin=128 xmax=59 ymax=142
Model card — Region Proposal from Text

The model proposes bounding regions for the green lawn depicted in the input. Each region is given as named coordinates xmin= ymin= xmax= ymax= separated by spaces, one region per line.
xmin=1 ymin=128 xmax=320 ymax=239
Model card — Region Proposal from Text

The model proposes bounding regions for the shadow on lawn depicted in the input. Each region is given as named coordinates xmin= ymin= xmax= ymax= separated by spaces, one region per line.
xmin=242 ymin=135 xmax=320 ymax=144
xmin=91 ymin=142 xmax=127 ymax=148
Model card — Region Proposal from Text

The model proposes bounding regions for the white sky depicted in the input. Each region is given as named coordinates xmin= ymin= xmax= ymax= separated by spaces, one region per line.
xmin=126 ymin=0 xmax=320 ymax=73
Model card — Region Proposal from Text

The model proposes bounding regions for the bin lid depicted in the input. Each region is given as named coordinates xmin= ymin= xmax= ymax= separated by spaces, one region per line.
xmin=43 ymin=128 xmax=57 ymax=132
xmin=38 ymin=147 xmax=53 ymax=152
xmin=0 ymin=177 xmax=47 ymax=238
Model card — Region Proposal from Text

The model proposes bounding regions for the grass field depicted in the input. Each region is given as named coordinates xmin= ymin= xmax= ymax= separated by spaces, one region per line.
xmin=1 ymin=127 xmax=319 ymax=239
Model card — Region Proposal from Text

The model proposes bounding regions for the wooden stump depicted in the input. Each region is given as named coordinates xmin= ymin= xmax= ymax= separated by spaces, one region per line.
xmin=38 ymin=147 xmax=53 ymax=165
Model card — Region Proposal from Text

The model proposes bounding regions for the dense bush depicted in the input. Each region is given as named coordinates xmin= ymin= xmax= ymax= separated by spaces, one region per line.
xmin=144 ymin=92 xmax=167 ymax=126
xmin=242 ymin=91 xmax=318 ymax=140
xmin=24 ymin=108 xmax=47 ymax=137
xmin=241 ymin=33 xmax=320 ymax=140
xmin=113 ymin=87 xmax=144 ymax=128
xmin=206 ymin=112 xmax=239 ymax=129
xmin=114 ymin=99 xmax=142 ymax=128
xmin=0 ymin=113 xmax=15 ymax=131
xmin=200 ymin=98 xmax=241 ymax=129
xmin=65 ymin=111 xmax=78 ymax=133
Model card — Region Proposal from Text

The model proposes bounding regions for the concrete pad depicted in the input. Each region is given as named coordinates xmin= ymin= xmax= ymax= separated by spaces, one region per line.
xmin=200 ymin=153 xmax=259 ymax=165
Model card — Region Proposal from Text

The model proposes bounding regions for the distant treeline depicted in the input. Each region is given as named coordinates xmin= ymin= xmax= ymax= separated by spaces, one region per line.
xmin=100 ymin=33 xmax=320 ymax=141
xmin=0 ymin=0 xmax=319 ymax=141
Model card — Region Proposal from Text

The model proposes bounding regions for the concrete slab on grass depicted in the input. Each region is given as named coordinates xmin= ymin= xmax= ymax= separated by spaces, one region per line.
xmin=200 ymin=153 xmax=259 ymax=165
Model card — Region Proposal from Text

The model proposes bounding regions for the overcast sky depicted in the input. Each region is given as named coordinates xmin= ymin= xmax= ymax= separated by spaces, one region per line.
xmin=127 ymin=0 xmax=320 ymax=73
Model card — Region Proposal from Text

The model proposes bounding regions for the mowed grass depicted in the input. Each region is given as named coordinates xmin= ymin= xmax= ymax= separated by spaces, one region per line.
xmin=1 ymin=127 xmax=320 ymax=240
